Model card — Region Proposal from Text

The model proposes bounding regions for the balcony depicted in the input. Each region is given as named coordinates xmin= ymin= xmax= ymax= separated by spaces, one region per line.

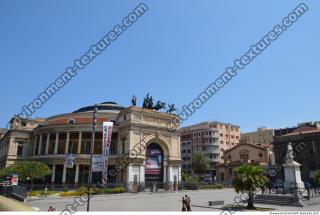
xmin=203 ymin=128 xmax=219 ymax=138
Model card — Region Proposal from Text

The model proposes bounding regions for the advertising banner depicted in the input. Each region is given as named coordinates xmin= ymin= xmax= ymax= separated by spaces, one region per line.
xmin=102 ymin=122 xmax=113 ymax=177
xmin=145 ymin=148 xmax=162 ymax=175
xmin=92 ymin=155 xmax=104 ymax=172
xmin=10 ymin=174 xmax=18 ymax=186
xmin=65 ymin=153 xmax=75 ymax=168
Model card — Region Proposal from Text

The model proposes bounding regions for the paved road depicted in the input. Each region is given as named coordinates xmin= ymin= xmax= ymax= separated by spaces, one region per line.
xmin=26 ymin=189 xmax=320 ymax=212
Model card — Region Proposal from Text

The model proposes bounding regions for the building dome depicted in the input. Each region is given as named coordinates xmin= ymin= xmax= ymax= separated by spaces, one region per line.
xmin=73 ymin=101 xmax=125 ymax=113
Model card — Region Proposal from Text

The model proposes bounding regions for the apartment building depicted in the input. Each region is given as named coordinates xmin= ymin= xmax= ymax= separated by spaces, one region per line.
xmin=241 ymin=127 xmax=274 ymax=146
xmin=180 ymin=121 xmax=240 ymax=178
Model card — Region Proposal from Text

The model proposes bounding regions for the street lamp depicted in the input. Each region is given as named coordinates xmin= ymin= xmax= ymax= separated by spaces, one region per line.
xmin=87 ymin=103 xmax=98 ymax=212
xmin=26 ymin=177 xmax=30 ymax=199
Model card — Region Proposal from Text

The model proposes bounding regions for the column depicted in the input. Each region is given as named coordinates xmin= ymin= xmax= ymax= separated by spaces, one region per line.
xmin=45 ymin=133 xmax=50 ymax=154
xmin=168 ymin=166 xmax=173 ymax=183
xmin=54 ymin=133 xmax=59 ymax=154
xmin=65 ymin=132 xmax=70 ymax=154
xmin=77 ymin=132 xmax=82 ymax=154
xmin=163 ymin=164 xmax=167 ymax=183
xmin=33 ymin=135 xmax=38 ymax=155
xmin=167 ymin=166 xmax=173 ymax=190
xmin=37 ymin=134 xmax=43 ymax=155
xmin=139 ymin=164 xmax=145 ymax=184
xmin=75 ymin=165 xmax=79 ymax=183
xmin=62 ymin=164 xmax=67 ymax=183
xmin=127 ymin=165 xmax=132 ymax=184
xmin=51 ymin=165 xmax=56 ymax=183
xmin=117 ymin=135 xmax=121 ymax=155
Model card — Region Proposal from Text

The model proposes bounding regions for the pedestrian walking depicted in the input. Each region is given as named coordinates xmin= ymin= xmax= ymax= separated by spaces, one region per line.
xmin=44 ymin=187 xmax=48 ymax=198
xmin=185 ymin=195 xmax=192 ymax=211
xmin=48 ymin=206 xmax=56 ymax=211
xmin=181 ymin=197 xmax=187 ymax=211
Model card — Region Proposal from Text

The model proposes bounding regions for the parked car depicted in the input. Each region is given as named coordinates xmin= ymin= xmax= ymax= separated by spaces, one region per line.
xmin=202 ymin=177 xmax=213 ymax=185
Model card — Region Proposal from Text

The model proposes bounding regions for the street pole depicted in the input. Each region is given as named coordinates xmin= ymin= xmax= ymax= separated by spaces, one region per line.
xmin=87 ymin=103 xmax=98 ymax=212
xmin=312 ymin=140 xmax=319 ymax=170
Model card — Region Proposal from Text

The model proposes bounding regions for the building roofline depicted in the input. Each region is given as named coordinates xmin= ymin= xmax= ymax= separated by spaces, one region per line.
xmin=181 ymin=121 xmax=240 ymax=130
xmin=224 ymin=142 xmax=268 ymax=153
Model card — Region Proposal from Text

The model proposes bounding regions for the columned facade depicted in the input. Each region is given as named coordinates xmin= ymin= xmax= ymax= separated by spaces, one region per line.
xmin=25 ymin=102 xmax=180 ymax=191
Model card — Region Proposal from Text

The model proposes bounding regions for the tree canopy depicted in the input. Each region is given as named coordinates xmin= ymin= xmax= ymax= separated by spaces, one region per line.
xmin=0 ymin=161 xmax=52 ymax=182
xmin=314 ymin=169 xmax=320 ymax=185
xmin=232 ymin=164 xmax=268 ymax=209
xmin=191 ymin=152 xmax=210 ymax=178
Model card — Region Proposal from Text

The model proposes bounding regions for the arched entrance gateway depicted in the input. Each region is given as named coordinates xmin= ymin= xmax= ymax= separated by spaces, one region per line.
xmin=145 ymin=143 xmax=164 ymax=188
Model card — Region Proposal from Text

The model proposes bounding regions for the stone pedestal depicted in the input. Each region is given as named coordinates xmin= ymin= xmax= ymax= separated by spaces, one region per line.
xmin=283 ymin=160 xmax=304 ymax=191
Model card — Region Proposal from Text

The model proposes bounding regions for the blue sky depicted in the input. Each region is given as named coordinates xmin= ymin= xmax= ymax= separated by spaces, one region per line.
xmin=0 ymin=0 xmax=319 ymax=132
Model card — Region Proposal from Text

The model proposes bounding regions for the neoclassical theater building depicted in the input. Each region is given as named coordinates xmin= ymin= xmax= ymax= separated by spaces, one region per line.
xmin=0 ymin=102 xmax=181 ymax=190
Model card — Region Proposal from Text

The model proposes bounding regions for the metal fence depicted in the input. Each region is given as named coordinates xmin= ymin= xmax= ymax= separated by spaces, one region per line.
xmin=264 ymin=185 xmax=320 ymax=199
xmin=0 ymin=184 xmax=27 ymax=201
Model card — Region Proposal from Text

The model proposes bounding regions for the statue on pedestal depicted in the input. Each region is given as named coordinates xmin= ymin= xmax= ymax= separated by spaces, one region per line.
xmin=285 ymin=142 xmax=294 ymax=163
xmin=283 ymin=142 xmax=305 ymax=192
xmin=268 ymin=150 xmax=276 ymax=166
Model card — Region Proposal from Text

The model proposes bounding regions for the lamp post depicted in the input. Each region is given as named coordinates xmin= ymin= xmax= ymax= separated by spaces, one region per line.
xmin=87 ymin=103 xmax=98 ymax=212
xmin=26 ymin=177 xmax=30 ymax=199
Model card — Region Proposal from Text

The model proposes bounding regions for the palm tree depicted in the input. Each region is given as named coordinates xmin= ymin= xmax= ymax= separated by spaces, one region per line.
xmin=191 ymin=152 xmax=209 ymax=180
xmin=232 ymin=164 xmax=268 ymax=209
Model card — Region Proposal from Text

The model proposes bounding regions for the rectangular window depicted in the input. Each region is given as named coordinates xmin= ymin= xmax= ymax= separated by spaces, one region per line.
xmin=81 ymin=132 xmax=92 ymax=154
xmin=93 ymin=132 xmax=102 ymax=154
xmin=68 ymin=132 xmax=79 ymax=154
xmin=122 ymin=138 xmax=126 ymax=154
xmin=48 ymin=134 xmax=56 ymax=154
xmin=41 ymin=135 xmax=47 ymax=155
xmin=17 ymin=142 xmax=24 ymax=156
xmin=110 ymin=133 xmax=118 ymax=155
xmin=57 ymin=133 xmax=66 ymax=154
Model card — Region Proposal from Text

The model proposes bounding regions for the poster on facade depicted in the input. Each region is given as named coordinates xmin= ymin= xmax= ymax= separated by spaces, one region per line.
xmin=92 ymin=155 xmax=104 ymax=172
xmin=65 ymin=153 xmax=75 ymax=168
xmin=145 ymin=148 xmax=162 ymax=175
xmin=10 ymin=174 xmax=18 ymax=186
xmin=102 ymin=122 xmax=113 ymax=177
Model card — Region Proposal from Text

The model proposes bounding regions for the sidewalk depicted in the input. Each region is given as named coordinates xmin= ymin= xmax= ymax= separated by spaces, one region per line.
xmin=27 ymin=188 xmax=233 ymax=201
